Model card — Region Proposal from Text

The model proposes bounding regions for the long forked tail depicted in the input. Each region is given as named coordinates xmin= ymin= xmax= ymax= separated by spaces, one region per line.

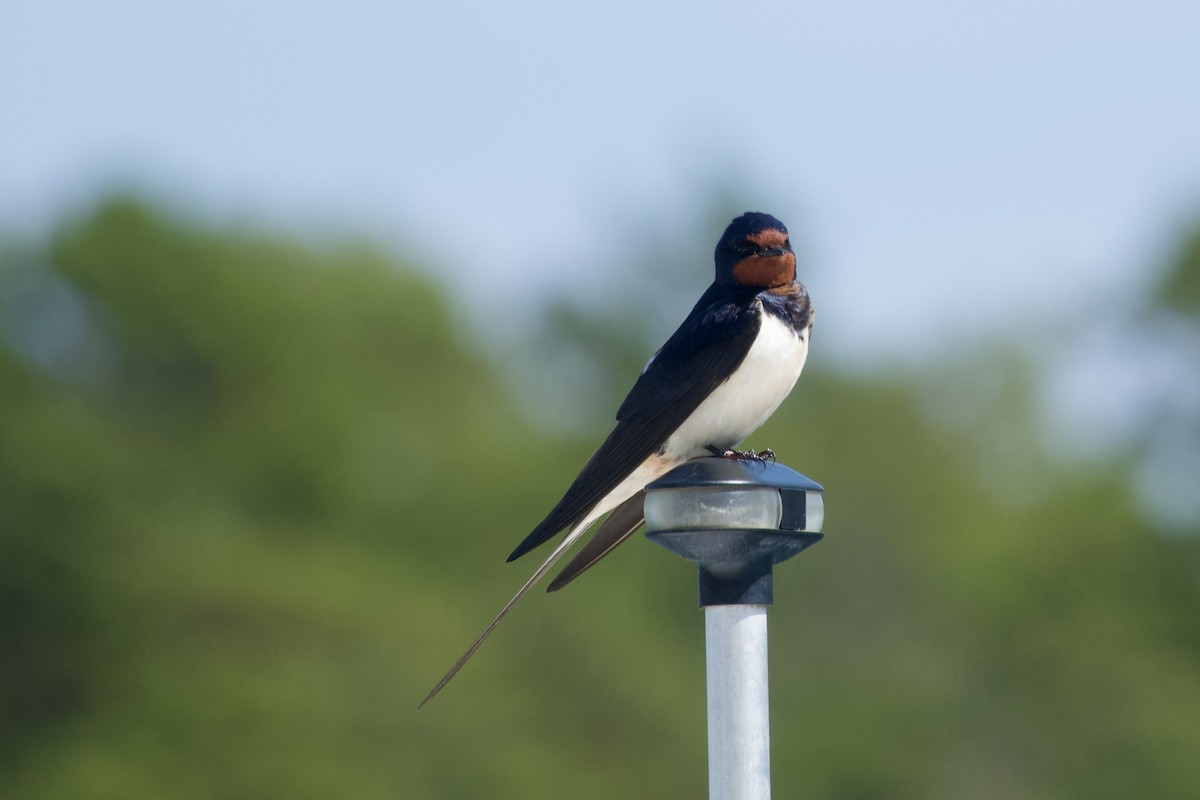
xmin=418 ymin=514 xmax=596 ymax=709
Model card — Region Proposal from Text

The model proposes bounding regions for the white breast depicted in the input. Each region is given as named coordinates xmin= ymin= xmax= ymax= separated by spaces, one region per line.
xmin=662 ymin=309 xmax=808 ymax=460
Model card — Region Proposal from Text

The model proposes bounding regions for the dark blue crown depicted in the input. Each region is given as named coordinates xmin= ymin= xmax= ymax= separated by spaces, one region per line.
xmin=714 ymin=212 xmax=789 ymax=272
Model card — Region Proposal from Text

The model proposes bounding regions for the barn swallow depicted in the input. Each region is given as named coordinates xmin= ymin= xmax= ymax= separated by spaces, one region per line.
xmin=420 ymin=212 xmax=813 ymax=707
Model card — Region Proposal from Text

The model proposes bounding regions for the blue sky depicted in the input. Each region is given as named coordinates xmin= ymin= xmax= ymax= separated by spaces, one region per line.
xmin=5 ymin=0 xmax=1200 ymax=360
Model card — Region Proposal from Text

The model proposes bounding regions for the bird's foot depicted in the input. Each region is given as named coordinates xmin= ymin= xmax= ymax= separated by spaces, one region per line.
xmin=706 ymin=446 xmax=776 ymax=462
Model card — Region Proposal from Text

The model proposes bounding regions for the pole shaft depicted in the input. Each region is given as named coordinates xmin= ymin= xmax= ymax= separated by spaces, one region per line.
xmin=705 ymin=604 xmax=770 ymax=800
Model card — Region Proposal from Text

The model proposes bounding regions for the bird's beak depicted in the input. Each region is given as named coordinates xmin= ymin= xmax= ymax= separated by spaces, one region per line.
xmin=757 ymin=248 xmax=787 ymax=258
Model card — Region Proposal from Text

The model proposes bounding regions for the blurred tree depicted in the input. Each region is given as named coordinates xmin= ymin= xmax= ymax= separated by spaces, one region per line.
xmin=0 ymin=198 xmax=570 ymax=798
xmin=1134 ymin=218 xmax=1200 ymax=529
xmin=0 ymin=196 xmax=1197 ymax=799
xmin=1155 ymin=218 xmax=1200 ymax=314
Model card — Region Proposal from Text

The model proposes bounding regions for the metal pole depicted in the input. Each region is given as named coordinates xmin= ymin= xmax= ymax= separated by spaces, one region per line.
xmin=643 ymin=458 xmax=825 ymax=800
xmin=706 ymin=604 xmax=770 ymax=800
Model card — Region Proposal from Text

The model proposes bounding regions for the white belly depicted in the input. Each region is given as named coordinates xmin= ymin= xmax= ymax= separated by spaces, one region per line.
xmin=663 ymin=310 xmax=808 ymax=459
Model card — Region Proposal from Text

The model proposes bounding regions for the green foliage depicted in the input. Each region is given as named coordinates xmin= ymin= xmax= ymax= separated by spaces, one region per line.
xmin=1155 ymin=218 xmax=1200 ymax=315
xmin=1 ymin=197 xmax=1198 ymax=798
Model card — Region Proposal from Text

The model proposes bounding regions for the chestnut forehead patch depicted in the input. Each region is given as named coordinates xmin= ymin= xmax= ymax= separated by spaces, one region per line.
xmin=746 ymin=229 xmax=789 ymax=249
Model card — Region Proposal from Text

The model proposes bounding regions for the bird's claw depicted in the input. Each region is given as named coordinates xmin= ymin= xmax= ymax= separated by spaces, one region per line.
xmin=706 ymin=446 xmax=776 ymax=462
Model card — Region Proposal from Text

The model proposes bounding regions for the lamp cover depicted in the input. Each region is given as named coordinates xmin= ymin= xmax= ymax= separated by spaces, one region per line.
xmin=643 ymin=456 xmax=825 ymax=606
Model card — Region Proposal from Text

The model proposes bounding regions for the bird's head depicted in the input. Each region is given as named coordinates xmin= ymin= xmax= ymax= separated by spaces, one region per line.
xmin=714 ymin=212 xmax=795 ymax=291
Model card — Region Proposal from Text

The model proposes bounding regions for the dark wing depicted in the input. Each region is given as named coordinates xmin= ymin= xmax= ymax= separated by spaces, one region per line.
xmin=507 ymin=285 xmax=761 ymax=562
xmin=546 ymin=490 xmax=646 ymax=591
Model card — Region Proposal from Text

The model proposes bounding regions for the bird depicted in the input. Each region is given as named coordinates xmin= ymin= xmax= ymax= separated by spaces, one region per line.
xmin=420 ymin=211 xmax=813 ymax=707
